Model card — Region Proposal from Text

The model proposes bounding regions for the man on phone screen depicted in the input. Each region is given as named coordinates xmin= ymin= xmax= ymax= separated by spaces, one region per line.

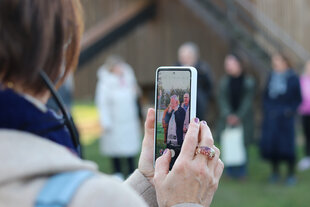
xmin=182 ymin=93 xmax=190 ymax=139
xmin=165 ymin=95 xmax=186 ymax=146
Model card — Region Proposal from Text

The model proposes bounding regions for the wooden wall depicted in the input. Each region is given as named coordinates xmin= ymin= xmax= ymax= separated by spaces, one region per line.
xmin=80 ymin=0 xmax=146 ymax=30
xmin=75 ymin=0 xmax=310 ymax=100
xmin=252 ymin=0 xmax=310 ymax=65
xmin=75 ymin=0 xmax=229 ymax=100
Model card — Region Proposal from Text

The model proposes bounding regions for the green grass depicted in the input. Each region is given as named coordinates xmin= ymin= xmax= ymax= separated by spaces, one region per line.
xmin=82 ymin=139 xmax=112 ymax=173
xmin=74 ymin=102 xmax=310 ymax=207
xmin=72 ymin=101 xmax=139 ymax=177
xmin=83 ymin=142 xmax=310 ymax=207
xmin=155 ymin=122 xmax=167 ymax=158
xmin=82 ymin=138 xmax=140 ymax=177
xmin=156 ymin=122 xmax=165 ymax=141
xmin=212 ymin=145 xmax=310 ymax=207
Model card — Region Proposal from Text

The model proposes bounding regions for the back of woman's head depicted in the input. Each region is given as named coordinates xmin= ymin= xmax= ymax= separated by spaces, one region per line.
xmin=0 ymin=0 xmax=83 ymax=94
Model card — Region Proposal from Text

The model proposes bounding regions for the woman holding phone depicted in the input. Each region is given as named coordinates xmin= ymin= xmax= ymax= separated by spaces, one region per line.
xmin=0 ymin=0 xmax=223 ymax=206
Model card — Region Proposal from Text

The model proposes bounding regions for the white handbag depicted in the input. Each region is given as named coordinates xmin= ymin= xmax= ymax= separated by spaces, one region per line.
xmin=220 ymin=125 xmax=247 ymax=167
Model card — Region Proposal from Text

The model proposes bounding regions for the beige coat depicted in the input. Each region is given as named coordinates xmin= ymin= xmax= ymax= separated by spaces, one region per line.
xmin=0 ymin=130 xmax=202 ymax=207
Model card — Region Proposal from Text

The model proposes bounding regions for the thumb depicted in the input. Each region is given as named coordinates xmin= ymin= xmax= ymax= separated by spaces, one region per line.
xmin=144 ymin=108 xmax=155 ymax=138
xmin=154 ymin=149 xmax=171 ymax=185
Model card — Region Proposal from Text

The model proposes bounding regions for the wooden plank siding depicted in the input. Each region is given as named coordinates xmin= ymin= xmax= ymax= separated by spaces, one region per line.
xmin=80 ymin=0 xmax=146 ymax=31
xmin=252 ymin=0 xmax=310 ymax=67
xmin=80 ymin=0 xmax=153 ymax=51
xmin=75 ymin=0 xmax=230 ymax=100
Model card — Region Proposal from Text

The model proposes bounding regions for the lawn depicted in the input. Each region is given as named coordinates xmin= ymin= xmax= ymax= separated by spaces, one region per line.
xmin=155 ymin=122 xmax=166 ymax=158
xmin=73 ymin=102 xmax=310 ymax=207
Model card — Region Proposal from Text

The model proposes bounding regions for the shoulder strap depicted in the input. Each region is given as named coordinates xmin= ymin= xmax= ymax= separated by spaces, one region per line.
xmin=35 ymin=170 xmax=95 ymax=207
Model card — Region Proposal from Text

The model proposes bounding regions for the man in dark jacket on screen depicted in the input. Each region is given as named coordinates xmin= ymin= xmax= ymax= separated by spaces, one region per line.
xmin=164 ymin=95 xmax=186 ymax=146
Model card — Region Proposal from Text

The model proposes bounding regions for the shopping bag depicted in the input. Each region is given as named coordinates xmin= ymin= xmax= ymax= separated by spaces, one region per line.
xmin=220 ymin=125 xmax=246 ymax=166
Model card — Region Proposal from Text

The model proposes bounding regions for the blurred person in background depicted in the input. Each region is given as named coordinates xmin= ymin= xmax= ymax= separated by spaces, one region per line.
xmin=0 ymin=0 xmax=224 ymax=206
xmin=260 ymin=53 xmax=302 ymax=185
xmin=95 ymin=56 xmax=141 ymax=180
xmin=298 ymin=60 xmax=310 ymax=171
xmin=217 ymin=54 xmax=255 ymax=179
xmin=177 ymin=42 xmax=213 ymax=120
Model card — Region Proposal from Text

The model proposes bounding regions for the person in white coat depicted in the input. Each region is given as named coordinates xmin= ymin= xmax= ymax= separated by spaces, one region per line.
xmin=95 ymin=56 xmax=141 ymax=179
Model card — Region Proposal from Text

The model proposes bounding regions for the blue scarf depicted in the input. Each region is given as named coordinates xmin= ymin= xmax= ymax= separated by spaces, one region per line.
xmin=0 ymin=88 xmax=77 ymax=155
xmin=268 ymin=70 xmax=290 ymax=99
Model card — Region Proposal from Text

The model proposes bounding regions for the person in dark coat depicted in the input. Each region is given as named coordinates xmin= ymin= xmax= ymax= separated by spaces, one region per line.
xmin=177 ymin=42 xmax=213 ymax=120
xmin=164 ymin=95 xmax=186 ymax=146
xmin=216 ymin=54 xmax=256 ymax=179
xmin=261 ymin=53 xmax=302 ymax=185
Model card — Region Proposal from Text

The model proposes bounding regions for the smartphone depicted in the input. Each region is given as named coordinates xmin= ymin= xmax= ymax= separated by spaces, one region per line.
xmin=154 ymin=66 xmax=197 ymax=169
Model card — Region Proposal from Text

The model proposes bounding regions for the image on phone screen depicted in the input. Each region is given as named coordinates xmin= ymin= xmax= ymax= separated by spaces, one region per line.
xmin=155 ymin=69 xmax=191 ymax=169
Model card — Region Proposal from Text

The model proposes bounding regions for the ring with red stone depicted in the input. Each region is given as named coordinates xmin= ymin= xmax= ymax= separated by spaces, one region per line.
xmin=195 ymin=146 xmax=216 ymax=160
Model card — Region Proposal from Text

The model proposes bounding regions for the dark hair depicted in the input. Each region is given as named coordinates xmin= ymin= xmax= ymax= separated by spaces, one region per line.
xmin=225 ymin=53 xmax=245 ymax=72
xmin=0 ymin=0 xmax=83 ymax=94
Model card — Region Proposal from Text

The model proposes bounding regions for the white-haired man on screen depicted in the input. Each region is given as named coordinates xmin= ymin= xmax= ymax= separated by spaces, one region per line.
xmin=164 ymin=95 xmax=186 ymax=146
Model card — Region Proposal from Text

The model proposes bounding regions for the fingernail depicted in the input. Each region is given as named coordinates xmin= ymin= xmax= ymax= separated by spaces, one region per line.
xmin=163 ymin=149 xmax=169 ymax=154
xmin=194 ymin=118 xmax=199 ymax=124
xmin=202 ymin=120 xmax=207 ymax=125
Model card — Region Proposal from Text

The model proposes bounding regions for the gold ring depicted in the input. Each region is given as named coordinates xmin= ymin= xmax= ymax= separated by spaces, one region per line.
xmin=195 ymin=146 xmax=215 ymax=160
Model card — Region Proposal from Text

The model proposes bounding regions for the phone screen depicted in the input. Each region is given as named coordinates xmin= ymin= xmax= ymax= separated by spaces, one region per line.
xmin=155 ymin=69 xmax=191 ymax=169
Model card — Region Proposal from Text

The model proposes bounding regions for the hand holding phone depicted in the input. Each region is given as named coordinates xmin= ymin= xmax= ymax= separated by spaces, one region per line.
xmin=138 ymin=67 xmax=223 ymax=206
xmin=154 ymin=118 xmax=223 ymax=207
xmin=154 ymin=66 xmax=197 ymax=169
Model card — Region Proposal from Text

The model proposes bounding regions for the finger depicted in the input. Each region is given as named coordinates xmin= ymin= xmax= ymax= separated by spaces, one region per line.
xmin=154 ymin=149 xmax=171 ymax=185
xmin=214 ymin=159 xmax=224 ymax=182
xmin=208 ymin=145 xmax=220 ymax=170
xmin=143 ymin=108 xmax=155 ymax=147
xmin=198 ymin=121 xmax=214 ymax=147
xmin=194 ymin=121 xmax=214 ymax=164
xmin=179 ymin=118 xmax=200 ymax=160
